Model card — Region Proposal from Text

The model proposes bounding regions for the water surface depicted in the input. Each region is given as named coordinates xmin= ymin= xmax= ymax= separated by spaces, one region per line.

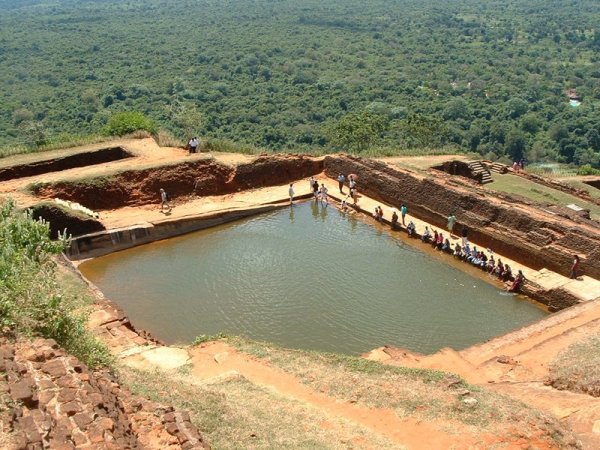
xmin=80 ymin=202 xmax=547 ymax=354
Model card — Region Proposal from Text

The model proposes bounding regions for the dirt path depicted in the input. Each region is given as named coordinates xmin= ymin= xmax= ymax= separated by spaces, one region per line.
xmin=369 ymin=298 xmax=600 ymax=448
xmin=187 ymin=342 xmax=483 ymax=450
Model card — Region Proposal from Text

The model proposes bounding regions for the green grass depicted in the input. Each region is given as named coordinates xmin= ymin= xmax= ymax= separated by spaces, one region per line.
xmin=549 ymin=334 xmax=600 ymax=397
xmin=488 ymin=173 xmax=600 ymax=220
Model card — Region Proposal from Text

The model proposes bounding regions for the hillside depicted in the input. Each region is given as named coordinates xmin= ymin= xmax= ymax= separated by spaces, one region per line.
xmin=1 ymin=0 xmax=600 ymax=163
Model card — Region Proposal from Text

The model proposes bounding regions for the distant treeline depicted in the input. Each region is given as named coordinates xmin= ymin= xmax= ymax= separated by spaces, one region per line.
xmin=0 ymin=0 xmax=599 ymax=165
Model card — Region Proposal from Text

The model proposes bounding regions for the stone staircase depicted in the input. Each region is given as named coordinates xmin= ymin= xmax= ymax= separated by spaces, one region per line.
xmin=490 ymin=162 xmax=508 ymax=174
xmin=467 ymin=160 xmax=493 ymax=184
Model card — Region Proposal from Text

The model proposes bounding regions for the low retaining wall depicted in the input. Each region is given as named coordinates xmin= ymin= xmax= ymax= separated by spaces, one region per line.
xmin=324 ymin=155 xmax=600 ymax=280
xmin=67 ymin=203 xmax=294 ymax=260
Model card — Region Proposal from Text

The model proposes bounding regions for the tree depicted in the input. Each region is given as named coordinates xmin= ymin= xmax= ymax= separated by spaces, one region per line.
xmin=327 ymin=111 xmax=389 ymax=152
xmin=505 ymin=128 xmax=528 ymax=161
xmin=103 ymin=112 xmax=156 ymax=136
xmin=171 ymin=102 xmax=203 ymax=139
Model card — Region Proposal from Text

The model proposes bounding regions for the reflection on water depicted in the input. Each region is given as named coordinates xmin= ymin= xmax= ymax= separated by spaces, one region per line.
xmin=80 ymin=202 xmax=548 ymax=355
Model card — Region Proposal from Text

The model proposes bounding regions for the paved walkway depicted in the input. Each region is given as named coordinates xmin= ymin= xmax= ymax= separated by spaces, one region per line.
xmin=315 ymin=177 xmax=600 ymax=305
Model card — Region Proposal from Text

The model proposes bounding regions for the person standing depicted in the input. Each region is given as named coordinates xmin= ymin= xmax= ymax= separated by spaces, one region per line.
xmin=400 ymin=204 xmax=408 ymax=225
xmin=348 ymin=175 xmax=356 ymax=192
xmin=288 ymin=183 xmax=295 ymax=205
xmin=461 ymin=226 xmax=469 ymax=247
xmin=188 ymin=137 xmax=199 ymax=154
xmin=159 ymin=188 xmax=171 ymax=212
xmin=320 ymin=183 xmax=328 ymax=206
xmin=309 ymin=176 xmax=316 ymax=193
xmin=312 ymin=179 xmax=320 ymax=200
xmin=570 ymin=255 xmax=580 ymax=279
xmin=447 ymin=213 xmax=456 ymax=234
xmin=337 ymin=174 xmax=346 ymax=193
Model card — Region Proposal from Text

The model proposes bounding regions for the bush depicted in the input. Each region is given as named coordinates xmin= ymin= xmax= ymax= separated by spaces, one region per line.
xmin=576 ymin=164 xmax=600 ymax=176
xmin=103 ymin=111 xmax=157 ymax=136
xmin=0 ymin=199 xmax=111 ymax=368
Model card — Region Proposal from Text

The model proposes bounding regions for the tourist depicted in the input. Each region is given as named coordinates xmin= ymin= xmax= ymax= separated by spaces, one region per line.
xmin=570 ymin=255 xmax=580 ymax=279
xmin=350 ymin=187 xmax=358 ymax=205
xmin=188 ymin=136 xmax=199 ymax=154
xmin=442 ymin=238 xmax=451 ymax=253
xmin=348 ymin=175 xmax=356 ymax=192
xmin=432 ymin=230 xmax=439 ymax=248
xmin=320 ymin=183 xmax=329 ymax=206
xmin=503 ymin=265 xmax=513 ymax=282
xmin=512 ymin=161 xmax=520 ymax=172
xmin=461 ymin=226 xmax=469 ymax=247
xmin=288 ymin=183 xmax=295 ymax=205
xmin=436 ymin=232 xmax=444 ymax=250
xmin=340 ymin=197 xmax=349 ymax=213
xmin=309 ymin=176 xmax=316 ymax=192
xmin=337 ymin=174 xmax=346 ymax=193
xmin=508 ymin=270 xmax=525 ymax=292
xmin=400 ymin=204 xmax=408 ymax=225
xmin=312 ymin=179 xmax=320 ymax=200
xmin=495 ymin=260 xmax=505 ymax=279
xmin=422 ymin=226 xmax=431 ymax=242
xmin=453 ymin=242 xmax=462 ymax=258
xmin=407 ymin=221 xmax=416 ymax=237
xmin=447 ymin=213 xmax=456 ymax=234
xmin=486 ymin=255 xmax=495 ymax=273
xmin=391 ymin=210 xmax=399 ymax=229
xmin=159 ymin=188 xmax=171 ymax=212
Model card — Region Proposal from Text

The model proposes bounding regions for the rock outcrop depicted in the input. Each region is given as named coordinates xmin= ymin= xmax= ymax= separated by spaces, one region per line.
xmin=0 ymin=338 xmax=209 ymax=449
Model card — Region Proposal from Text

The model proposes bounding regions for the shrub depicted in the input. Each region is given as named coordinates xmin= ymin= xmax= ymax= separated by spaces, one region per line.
xmin=103 ymin=111 xmax=157 ymax=136
xmin=576 ymin=164 xmax=600 ymax=176
xmin=0 ymin=199 xmax=111 ymax=368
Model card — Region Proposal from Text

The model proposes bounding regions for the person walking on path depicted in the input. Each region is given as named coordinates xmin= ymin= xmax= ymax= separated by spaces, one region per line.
xmin=400 ymin=204 xmax=408 ymax=225
xmin=159 ymin=188 xmax=172 ymax=212
xmin=188 ymin=137 xmax=199 ymax=154
xmin=447 ymin=213 xmax=456 ymax=234
xmin=288 ymin=183 xmax=295 ymax=205
xmin=348 ymin=175 xmax=356 ymax=193
xmin=570 ymin=255 xmax=580 ymax=279
xmin=337 ymin=174 xmax=346 ymax=193
xmin=320 ymin=183 xmax=329 ymax=206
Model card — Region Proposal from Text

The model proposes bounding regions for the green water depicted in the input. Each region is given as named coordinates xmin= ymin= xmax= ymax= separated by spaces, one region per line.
xmin=80 ymin=201 xmax=548 ymax=355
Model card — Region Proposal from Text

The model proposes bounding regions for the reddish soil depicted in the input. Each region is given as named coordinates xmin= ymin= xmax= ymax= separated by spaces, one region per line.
xmin=0 ymin=338 xmax=208 ymax=449
xmin=324 ymin=155 xmax=600 ymax=280
xmin=0 ymin=147 xmax=131 ymax=182
xmin=33 ymin=155 xmax=323 ymax=210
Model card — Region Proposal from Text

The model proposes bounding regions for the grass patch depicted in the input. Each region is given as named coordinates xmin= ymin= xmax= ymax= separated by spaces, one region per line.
xmin=549 ymin=334 xmax=600 ymax=397
xmin=488 ymin=173 xmax=600 ymax=220
xmin=0 ymin=199 xmax=111 ymax=369
xmin=119 ymin=365 xmax=401 ymax=449
xmin=227 ymin=336 xmax=569 ymax=437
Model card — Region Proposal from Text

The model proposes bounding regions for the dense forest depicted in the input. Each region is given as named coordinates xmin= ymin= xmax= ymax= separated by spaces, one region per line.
xmin=1 ymin=0 xmax=600 ymax=164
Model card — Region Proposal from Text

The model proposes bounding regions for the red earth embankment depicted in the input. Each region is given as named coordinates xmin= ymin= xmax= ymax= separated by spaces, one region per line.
xmin=32 ymin=155 xmax=323 ymax=210
xmin=324 ymin=155 xmax=600 ymax=280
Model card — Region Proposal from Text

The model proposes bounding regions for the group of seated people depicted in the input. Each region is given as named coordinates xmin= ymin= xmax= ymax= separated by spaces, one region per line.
xmin=378 ymin=209 xmax=526 ymax=292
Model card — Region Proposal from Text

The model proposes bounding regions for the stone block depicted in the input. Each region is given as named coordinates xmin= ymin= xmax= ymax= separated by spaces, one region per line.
xmin=61 ymin=401 xmax=83 ymax=416
xmin=41 ymin=359 xmax=67 ymax=378
xmin=72 ymin=411 xmax=95 ymax=430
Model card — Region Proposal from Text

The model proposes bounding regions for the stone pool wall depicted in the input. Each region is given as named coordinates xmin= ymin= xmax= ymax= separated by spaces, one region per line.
xmin=323 ymin=155 xmax=600 ymax=280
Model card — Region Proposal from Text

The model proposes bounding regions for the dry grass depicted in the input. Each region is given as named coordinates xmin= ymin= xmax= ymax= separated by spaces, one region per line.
xmin=550 ymin=334 xmax=600 ymax=397
xmin=119 ymin=365 xmax=403 ymax=450
xmin=228 ymin=336 xmax=570 ymax=442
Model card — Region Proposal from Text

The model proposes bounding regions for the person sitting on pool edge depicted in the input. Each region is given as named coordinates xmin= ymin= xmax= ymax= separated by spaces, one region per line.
xmin=421 ymin=226 xmax=431 ymax=242
xmin=406 ymin=220 xmax=416 ymax=237
xmin=391 ymin=209 xmax=399 ymax=229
